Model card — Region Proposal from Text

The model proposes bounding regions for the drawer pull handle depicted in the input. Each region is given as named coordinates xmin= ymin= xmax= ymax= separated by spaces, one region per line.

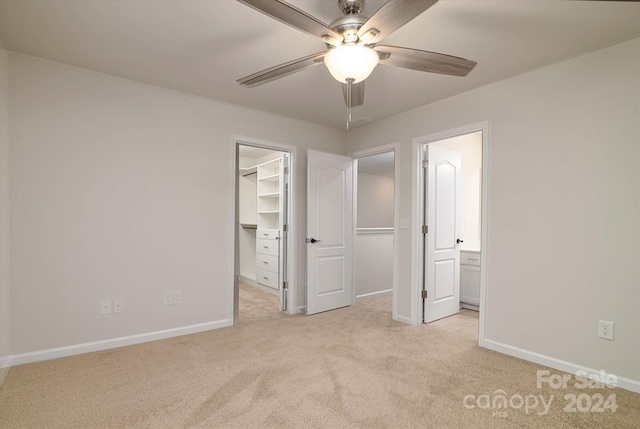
xmin=263 ymin=261 xmax=268 ymax=264
xmin=263 ymin=276 xmax=269 ymax=280
xmin=263 ymin=245 xmax=269 ymax=248
xmin=263 ymin=233 xmax=269 ymax=236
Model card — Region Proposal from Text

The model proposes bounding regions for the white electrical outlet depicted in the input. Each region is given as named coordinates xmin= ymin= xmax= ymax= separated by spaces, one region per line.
xmin=100 ymin=299 xmax=112 ymax=314
xmin=598 ymin=320 xmax=614 ymax=341
xmin=113 ymin=298 xmax=124 ymax=313
xmin=172 ymin=291 xmax=182 ymax=305
xmin=163 ymin=292 xmax=173 ymax=306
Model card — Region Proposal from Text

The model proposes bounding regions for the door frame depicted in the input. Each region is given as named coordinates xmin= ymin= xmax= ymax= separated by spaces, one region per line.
xmin=230 ymin=135 xmax=298 ymax=322
xmin=349 ymin=142 xmax=400 ymax=322
xmin=411 ymin=122 xmax=490 ymax=346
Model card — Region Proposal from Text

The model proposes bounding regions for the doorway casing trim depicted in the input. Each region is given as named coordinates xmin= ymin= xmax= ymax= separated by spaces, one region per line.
xmin=349 ymin=142 xmax=401 ymax=323
xmin=411 ymin=122 xmax=490 ymax=347
xmin=230 ymin=135 xmax=298 ymax=320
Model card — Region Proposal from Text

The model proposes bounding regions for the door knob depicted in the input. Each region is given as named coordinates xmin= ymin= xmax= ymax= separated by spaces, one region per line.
xmin=456 ymin=239 xmax=464 ymax=244
xmin=307 ymin=238 xmax=322 ymax=244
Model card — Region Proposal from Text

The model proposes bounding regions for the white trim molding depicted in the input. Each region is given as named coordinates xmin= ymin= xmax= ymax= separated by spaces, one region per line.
xmin=483 ymin=339 xmax=640 ymax=395
xmin=1 ymin=319 xmax=232 ymax=368
xmin=357 ymin=227 xmax=394 ymax=235
xmin=412 ymin=121 xmax=490 ymax=328
xmin=356 ymin=289 xmax=393 ymax=301
xmin=239 ymin=275 xmax=258 ymax=288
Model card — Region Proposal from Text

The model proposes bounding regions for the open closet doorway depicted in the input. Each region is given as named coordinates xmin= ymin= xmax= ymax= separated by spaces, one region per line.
xmin=355 ymin=151 xmax=395 ymax=310
xmin=349 ymin=145 xmax=399 ymax=320
xmin=416 ymin=125 xmax=486 ymax=344
xmin=235 ymin=142 xmax=292 ymax=324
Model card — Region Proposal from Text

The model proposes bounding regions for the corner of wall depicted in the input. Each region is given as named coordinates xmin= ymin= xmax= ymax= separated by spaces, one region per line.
xmin=0 ymin=46 xmax=12 ymax=379
xmin=0 ymin=367 xmax=8 ymax=386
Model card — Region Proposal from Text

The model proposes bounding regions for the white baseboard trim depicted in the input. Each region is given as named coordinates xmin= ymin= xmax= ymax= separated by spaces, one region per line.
xmin=460 ymin=302 xmax=479 ymax=311
xmin=482 ymin=339 xmax=640 ymax=394
xmin=393 ymin=314 xmax=414 ymax=325
xmin=2 ymin=319 xmax=232 ymax=368
xmin=356 ymin=289 xmax=393 ymax=301
xmin=250 ymin=282 xmax=279 ymax=296
xmin=240 ymin=276 xmax=279 ymax=296
xmin=239 ymin=275 xmax=257 ymax=287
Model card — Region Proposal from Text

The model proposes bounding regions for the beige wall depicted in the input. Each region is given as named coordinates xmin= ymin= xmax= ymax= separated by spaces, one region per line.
xmin=357 ymin=173 xmax=394 ymax=228
xmin=356 ymin=233 xmax=393 ymax=299
xmin=8 ymin=52 xmax=346 ymax=355
xmin=348 ymin=38 xmax=640 ymax=381
xmin=355 ymin=171 xmax=394 ymax=298
xmin=0 ymin=47 xmax=10 ymax=380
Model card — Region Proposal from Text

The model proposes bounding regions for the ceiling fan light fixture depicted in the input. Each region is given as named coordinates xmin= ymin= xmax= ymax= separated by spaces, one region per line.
xmin=324 ymin=44 xmax=379 ymax=84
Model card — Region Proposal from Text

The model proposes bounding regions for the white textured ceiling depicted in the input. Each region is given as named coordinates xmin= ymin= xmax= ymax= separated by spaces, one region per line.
xmin=1 ymin=0 xmax=639 ymax=130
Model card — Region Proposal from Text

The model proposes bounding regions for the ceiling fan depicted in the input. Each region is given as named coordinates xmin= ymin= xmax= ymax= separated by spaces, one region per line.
xmin=236 ymin=0 xmax=477 ymax=126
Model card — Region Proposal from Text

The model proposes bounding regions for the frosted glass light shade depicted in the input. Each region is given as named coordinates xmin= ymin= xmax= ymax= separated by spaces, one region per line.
xmin=324 ymin=45 xmax=379 ymax=84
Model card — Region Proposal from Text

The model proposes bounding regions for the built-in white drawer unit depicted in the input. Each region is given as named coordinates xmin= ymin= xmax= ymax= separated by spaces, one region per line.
xmin=256 ymin=228 xmax=279 ymax=240
xmin=256 ymin=253 xmax=278 ymax=273
xmin=256 ymin=238 xmax=278 ymax=256
xmin=460 ymin=251 xmax=481 ymax=307
xmin=256 ymin=268 xmax=278 ymax=289
xmin=461 ymin=252 xmax=480 ymax=266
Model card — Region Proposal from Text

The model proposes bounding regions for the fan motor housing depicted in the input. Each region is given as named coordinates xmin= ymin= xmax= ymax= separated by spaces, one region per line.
xmin=330 ymin=0 xmax=369 ymax=44
xmin=329 ymin=14 xmax=368 ymax=44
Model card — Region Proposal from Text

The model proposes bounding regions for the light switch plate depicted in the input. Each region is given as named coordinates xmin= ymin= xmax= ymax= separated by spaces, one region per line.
xmin=163 ymin=292 xmax=173 ymax=306
xmin=172 ymin=291 xmax=182 ymax=305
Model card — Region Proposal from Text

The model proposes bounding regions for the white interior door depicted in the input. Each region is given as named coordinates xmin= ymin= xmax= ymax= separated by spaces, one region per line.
xmin=423 ymin=145 xmax=462 ymax=323
xmin=306 ymin=150 xmax=354 ymax=315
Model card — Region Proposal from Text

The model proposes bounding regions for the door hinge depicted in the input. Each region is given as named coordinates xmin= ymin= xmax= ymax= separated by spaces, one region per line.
xmin=422 ymin=290 xmax=428 ymax=300
xmin=283 ymin=224 xmax=288 ymax=232
xmin=283 ymin=166 xmax=289 ymax=174
xmin=422 ymin=225 xmax=428 ymax=234
xmin=282 ymin=282 xmax=288 ymax=312
xmin=422 ymin=160 xmax=429 ymax=168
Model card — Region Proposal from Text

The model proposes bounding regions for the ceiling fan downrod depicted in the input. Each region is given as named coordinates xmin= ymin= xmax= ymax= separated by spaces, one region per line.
xmin=339 ymin=0 xmax=364 ymax=15
xmin=346 ymin=77 xmax=354 ymax=130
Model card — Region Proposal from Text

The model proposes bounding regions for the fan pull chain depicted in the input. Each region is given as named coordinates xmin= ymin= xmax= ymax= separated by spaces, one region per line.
xmin=346 ymin=78 xmax=354 ymax=130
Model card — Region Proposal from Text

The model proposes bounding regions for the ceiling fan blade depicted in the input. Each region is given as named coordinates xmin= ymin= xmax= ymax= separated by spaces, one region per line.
xmin=375 ymin=45 xmax=477 ymax=77
xmin=237 ymin=0 xmax=343 ymax=45
xmin=342 ymin=81 xmax=365 ymax=108
xmin=238 ymin=52 xmax=326 ymax=88
xmin=358 ymin=0 xmax=438 ymax=43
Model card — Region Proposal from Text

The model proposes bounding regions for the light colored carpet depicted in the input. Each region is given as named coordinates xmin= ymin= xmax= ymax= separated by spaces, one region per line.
xmin=1 ymin=286 xmax=639 ymax=428
xmin=237 ymin=283 xmax=281 ymax=324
